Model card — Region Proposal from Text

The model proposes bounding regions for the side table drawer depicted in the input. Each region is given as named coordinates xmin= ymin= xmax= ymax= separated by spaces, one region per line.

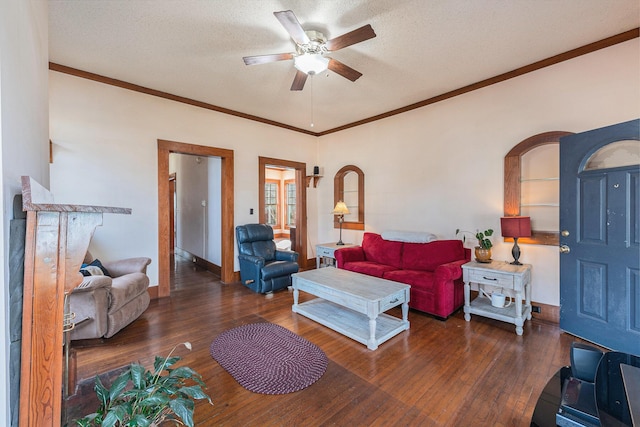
xmin=468 ymin=269 xmax=515 ymax=288
xmin=317 ymin=246 xmax=335 ymax=258
xmin=380 ymin=290 xmax=406 ymax=311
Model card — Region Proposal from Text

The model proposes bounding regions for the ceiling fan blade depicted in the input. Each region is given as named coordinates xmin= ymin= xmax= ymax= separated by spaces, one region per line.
xmin=290 ymin=70 xmax=308 ymax=91
xmin=243 ymin=53 xmax=294 ymax=66
xmin=325 ymin=24 xmax=376 ymax=51
xmin=328 ymin=58 xmax=363 ymax=82
xmin=274 ymin=10 xmax=310 ymax=46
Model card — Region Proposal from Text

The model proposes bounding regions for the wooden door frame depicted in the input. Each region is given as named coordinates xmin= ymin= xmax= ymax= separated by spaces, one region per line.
xmin=158 ymin=140 xmax=235 ymax=297
xmin=168 ymin=173 xmax=176 ymax=254
xmin=258 ymin=156 xmax=308 ymax=267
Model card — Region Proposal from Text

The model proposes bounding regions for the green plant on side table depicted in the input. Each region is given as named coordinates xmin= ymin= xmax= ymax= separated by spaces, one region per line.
xmin=75 ymin=342 xmax=212 ymax=427
xmin=456 ymin=228 xmax=494 ymax=263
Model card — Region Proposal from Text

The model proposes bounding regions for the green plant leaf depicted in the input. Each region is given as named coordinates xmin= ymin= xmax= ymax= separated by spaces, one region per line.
xmin=153 ymin=355 xmax=167 ymax=373
xmin=130 ymin=364 xmax=146 ymax=389
xmin=109 ymin=370 xmax=131 ymax=402
xmin=131 ymin=414 xmax=152 ymax=427
xmin=154 ymin=355 xmax=181 ymax=373
xmin=74 ymin=412 xmax=99 ymax=427
xmin=94 ymin=376 xmax=108 ymax=408
xmin=139 ymin=394 xmax=171 ymax=407
xmin=179 ymin=385 xmax=212 ymax=403
xmin=102 ymin=409 xmax=122 ymax=427
xmin=169 ymin=398 xmax=195 ymax=427
xmin=170 ymin=366 xmax=200 ymax=379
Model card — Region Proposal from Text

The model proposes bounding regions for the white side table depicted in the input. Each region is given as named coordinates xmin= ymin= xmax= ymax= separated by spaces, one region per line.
xmin=462 ymin=260 xmax=532 ymax=335
xmin=316 ymin=242 xmax=357 ymax=268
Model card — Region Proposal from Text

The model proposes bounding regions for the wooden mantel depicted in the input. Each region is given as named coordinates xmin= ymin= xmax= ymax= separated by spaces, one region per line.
xmin=19 ymin=177 xmax=130 ymax=427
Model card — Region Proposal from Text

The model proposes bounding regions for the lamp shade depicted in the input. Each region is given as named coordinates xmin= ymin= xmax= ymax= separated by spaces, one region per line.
xmin=332 ymin=201 xmax=350 ymax=215
xmin=500 ymin=216 xmax=531 ymax=238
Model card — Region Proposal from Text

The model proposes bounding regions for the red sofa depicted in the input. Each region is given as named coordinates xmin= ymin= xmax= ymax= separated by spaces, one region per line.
xmin=335 ymin=232 xmax=471 ymax=319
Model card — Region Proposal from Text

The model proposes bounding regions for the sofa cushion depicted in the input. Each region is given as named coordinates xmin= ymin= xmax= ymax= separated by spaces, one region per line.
xmin=105 ymin=292 xmax=150 ymax=339
xmin=361 ymin=232 xmax=404 ymax=269
xmin=384 ymin=269 xmax=436 ymax=289
xmin=342 ymin=261 xmax=398 ymax=278
xmin=401 ymin=240 xmax=466 ymax=271
xmin=109 ymin=272 xmax=149 ymax=312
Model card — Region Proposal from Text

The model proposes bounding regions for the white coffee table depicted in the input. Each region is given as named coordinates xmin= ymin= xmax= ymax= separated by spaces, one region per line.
xmin=292 ymin=268 xmax=410 ymax=350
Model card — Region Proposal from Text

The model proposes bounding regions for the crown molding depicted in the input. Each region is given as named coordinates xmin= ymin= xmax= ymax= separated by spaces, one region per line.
xmin=50 ymin=28 xmax=639 ymax=137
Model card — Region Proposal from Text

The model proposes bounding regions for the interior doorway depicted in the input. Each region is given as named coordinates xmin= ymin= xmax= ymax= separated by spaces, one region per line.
xmin=157 ymin=140 xmax=235 ymax=298
xmin=259 ymin=156 xmax=308 ymax=267
xmin=169 ymin=153 xmax=222 ymax=278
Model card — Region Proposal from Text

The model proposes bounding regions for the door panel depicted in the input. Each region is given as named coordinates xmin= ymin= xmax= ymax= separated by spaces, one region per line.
xmin=579 ymin=175 xmax=606 ymax=242
xmin=560 ymin=119 xmax=640 ymax=356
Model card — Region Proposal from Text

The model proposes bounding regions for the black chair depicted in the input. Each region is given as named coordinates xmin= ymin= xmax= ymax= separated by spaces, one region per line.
xmin=236 ymin=224 xmax=299 ymax=293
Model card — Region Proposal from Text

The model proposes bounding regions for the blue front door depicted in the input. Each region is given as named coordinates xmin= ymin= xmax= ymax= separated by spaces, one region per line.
xmin=559 ymin=119 xmax=640 ymax=356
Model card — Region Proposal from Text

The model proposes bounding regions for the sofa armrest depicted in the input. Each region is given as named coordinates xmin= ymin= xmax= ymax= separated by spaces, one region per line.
xmin=103 ymin=257 xmax=152 ymax=277
xmin=434 ymin=259 xmax=468 ymax=281
xmin=71 ymin=275 xmax=112 ymax=293
xmin=238 ymin=254 xmax=265 ymax=285
xmin=276 ymin=250 xmax=299 ymax=263
xmin=334 ymin=246 xmax=365 ymax=268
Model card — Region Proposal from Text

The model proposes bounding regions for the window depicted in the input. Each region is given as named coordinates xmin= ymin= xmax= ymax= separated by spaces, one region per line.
xmin=285 ymin=180 xmax=296 ymax=228
xmin=583 ymin=140 xmax=640 ymax=171
xmin=265 ymin=180 xmax=280 ymax=228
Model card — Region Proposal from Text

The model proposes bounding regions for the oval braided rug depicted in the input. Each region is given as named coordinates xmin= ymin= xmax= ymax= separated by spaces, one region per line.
xmin=210 ymin=323 xmax=328 ymax=394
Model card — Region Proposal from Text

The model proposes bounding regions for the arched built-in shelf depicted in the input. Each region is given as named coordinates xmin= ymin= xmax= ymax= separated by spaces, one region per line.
xmin=334 ymin=165 xmax=364 ymax=230
xmin=504 ymin=131 xmax=573 ymax=246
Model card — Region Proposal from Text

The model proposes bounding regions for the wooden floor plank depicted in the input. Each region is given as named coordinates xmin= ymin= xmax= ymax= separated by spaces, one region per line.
xmin=69 ymin=255 xmax=584 ymax=426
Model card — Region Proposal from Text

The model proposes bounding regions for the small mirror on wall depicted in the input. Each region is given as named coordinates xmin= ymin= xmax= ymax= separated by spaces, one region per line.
xmin=334 ymin=165 xmax=364 ymax=230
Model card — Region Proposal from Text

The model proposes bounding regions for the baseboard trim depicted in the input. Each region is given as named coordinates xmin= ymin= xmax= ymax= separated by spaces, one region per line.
xmin=530 ymin=301 xmax=560 ymax=324
xmin=148 ymin=286 xmax=158 ymax=300
xmin=174 ymin=247 xmax=221 ymax=275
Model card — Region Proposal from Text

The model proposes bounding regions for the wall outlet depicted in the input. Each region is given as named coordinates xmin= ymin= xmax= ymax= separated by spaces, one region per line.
xmin=531 ymin=305 xmax=541 ymax=313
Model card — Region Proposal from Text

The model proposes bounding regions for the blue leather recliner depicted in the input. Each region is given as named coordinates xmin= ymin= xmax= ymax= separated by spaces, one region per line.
xmin=236 ymin=224 xmax=299 ymax=293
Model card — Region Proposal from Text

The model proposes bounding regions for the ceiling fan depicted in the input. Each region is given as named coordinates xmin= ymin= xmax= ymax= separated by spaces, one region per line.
xmin=243 ymin=10 xmax=376 ymax=91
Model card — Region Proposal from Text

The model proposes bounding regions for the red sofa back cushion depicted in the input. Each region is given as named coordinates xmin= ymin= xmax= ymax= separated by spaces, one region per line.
xmin=361 ymin=232 xmax=404 ymax=269
xmin=402 ymin=240 xmax=466 ymax=271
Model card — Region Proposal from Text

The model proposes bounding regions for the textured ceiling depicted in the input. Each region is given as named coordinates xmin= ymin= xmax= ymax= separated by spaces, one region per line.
xmin=48 ymin=1 xmax=639 ymax=134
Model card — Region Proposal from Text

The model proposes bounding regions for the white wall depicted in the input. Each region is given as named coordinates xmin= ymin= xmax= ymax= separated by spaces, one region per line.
xmin=0 ymin=1 xmax=49 ymax=424
xmin=49 ymin=73 xmax=318 ymax=286
xmin=317 ymin=39 xmax=640 ymax=306
xmin=175 ymin=154 xmax=208 ymax=258
xmin=207 ymin=157 xmax=222 ymax=264
xmin=49 ymin=39 xmax=638 ymax=307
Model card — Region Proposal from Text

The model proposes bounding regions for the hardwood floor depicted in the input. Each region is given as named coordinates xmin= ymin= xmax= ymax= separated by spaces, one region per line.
xmin=72 ymin=255 xmax=580 ymax=426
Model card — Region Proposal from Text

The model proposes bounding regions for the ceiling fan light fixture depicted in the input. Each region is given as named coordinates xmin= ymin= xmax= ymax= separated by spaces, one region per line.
xmin=294 ymin=53 xmax=329 ymax=75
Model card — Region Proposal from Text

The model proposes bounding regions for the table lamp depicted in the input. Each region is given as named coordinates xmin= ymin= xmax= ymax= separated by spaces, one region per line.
xmin=500 ymin=216 xmax=531 ymax=265
xmin=332 ymin=201 xmax=350 ymax=245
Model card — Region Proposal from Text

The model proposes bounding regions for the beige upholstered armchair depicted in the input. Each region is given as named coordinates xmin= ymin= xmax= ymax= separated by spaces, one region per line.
xmin=68 ymin=253 xmax=152 ymax=340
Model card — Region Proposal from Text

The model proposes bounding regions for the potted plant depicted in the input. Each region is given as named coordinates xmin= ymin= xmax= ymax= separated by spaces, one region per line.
xmin=456 ymin=228 xmax=494 ymax=263
xmin=75 ymin=342 xmax=212 ymax=427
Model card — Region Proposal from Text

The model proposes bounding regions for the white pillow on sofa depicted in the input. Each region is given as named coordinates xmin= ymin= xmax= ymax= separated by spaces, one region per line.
xmin=381 ymin=230 xmax=437 ymax=243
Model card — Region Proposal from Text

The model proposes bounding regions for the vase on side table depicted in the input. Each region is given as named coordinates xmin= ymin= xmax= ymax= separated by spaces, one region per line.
xmin=474 ymin=247 xmax=492 ymax=263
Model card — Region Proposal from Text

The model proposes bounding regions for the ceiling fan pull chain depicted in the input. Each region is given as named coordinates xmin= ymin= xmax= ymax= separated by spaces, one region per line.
xmin=310 ymin=75 xmax=314 ymax=128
